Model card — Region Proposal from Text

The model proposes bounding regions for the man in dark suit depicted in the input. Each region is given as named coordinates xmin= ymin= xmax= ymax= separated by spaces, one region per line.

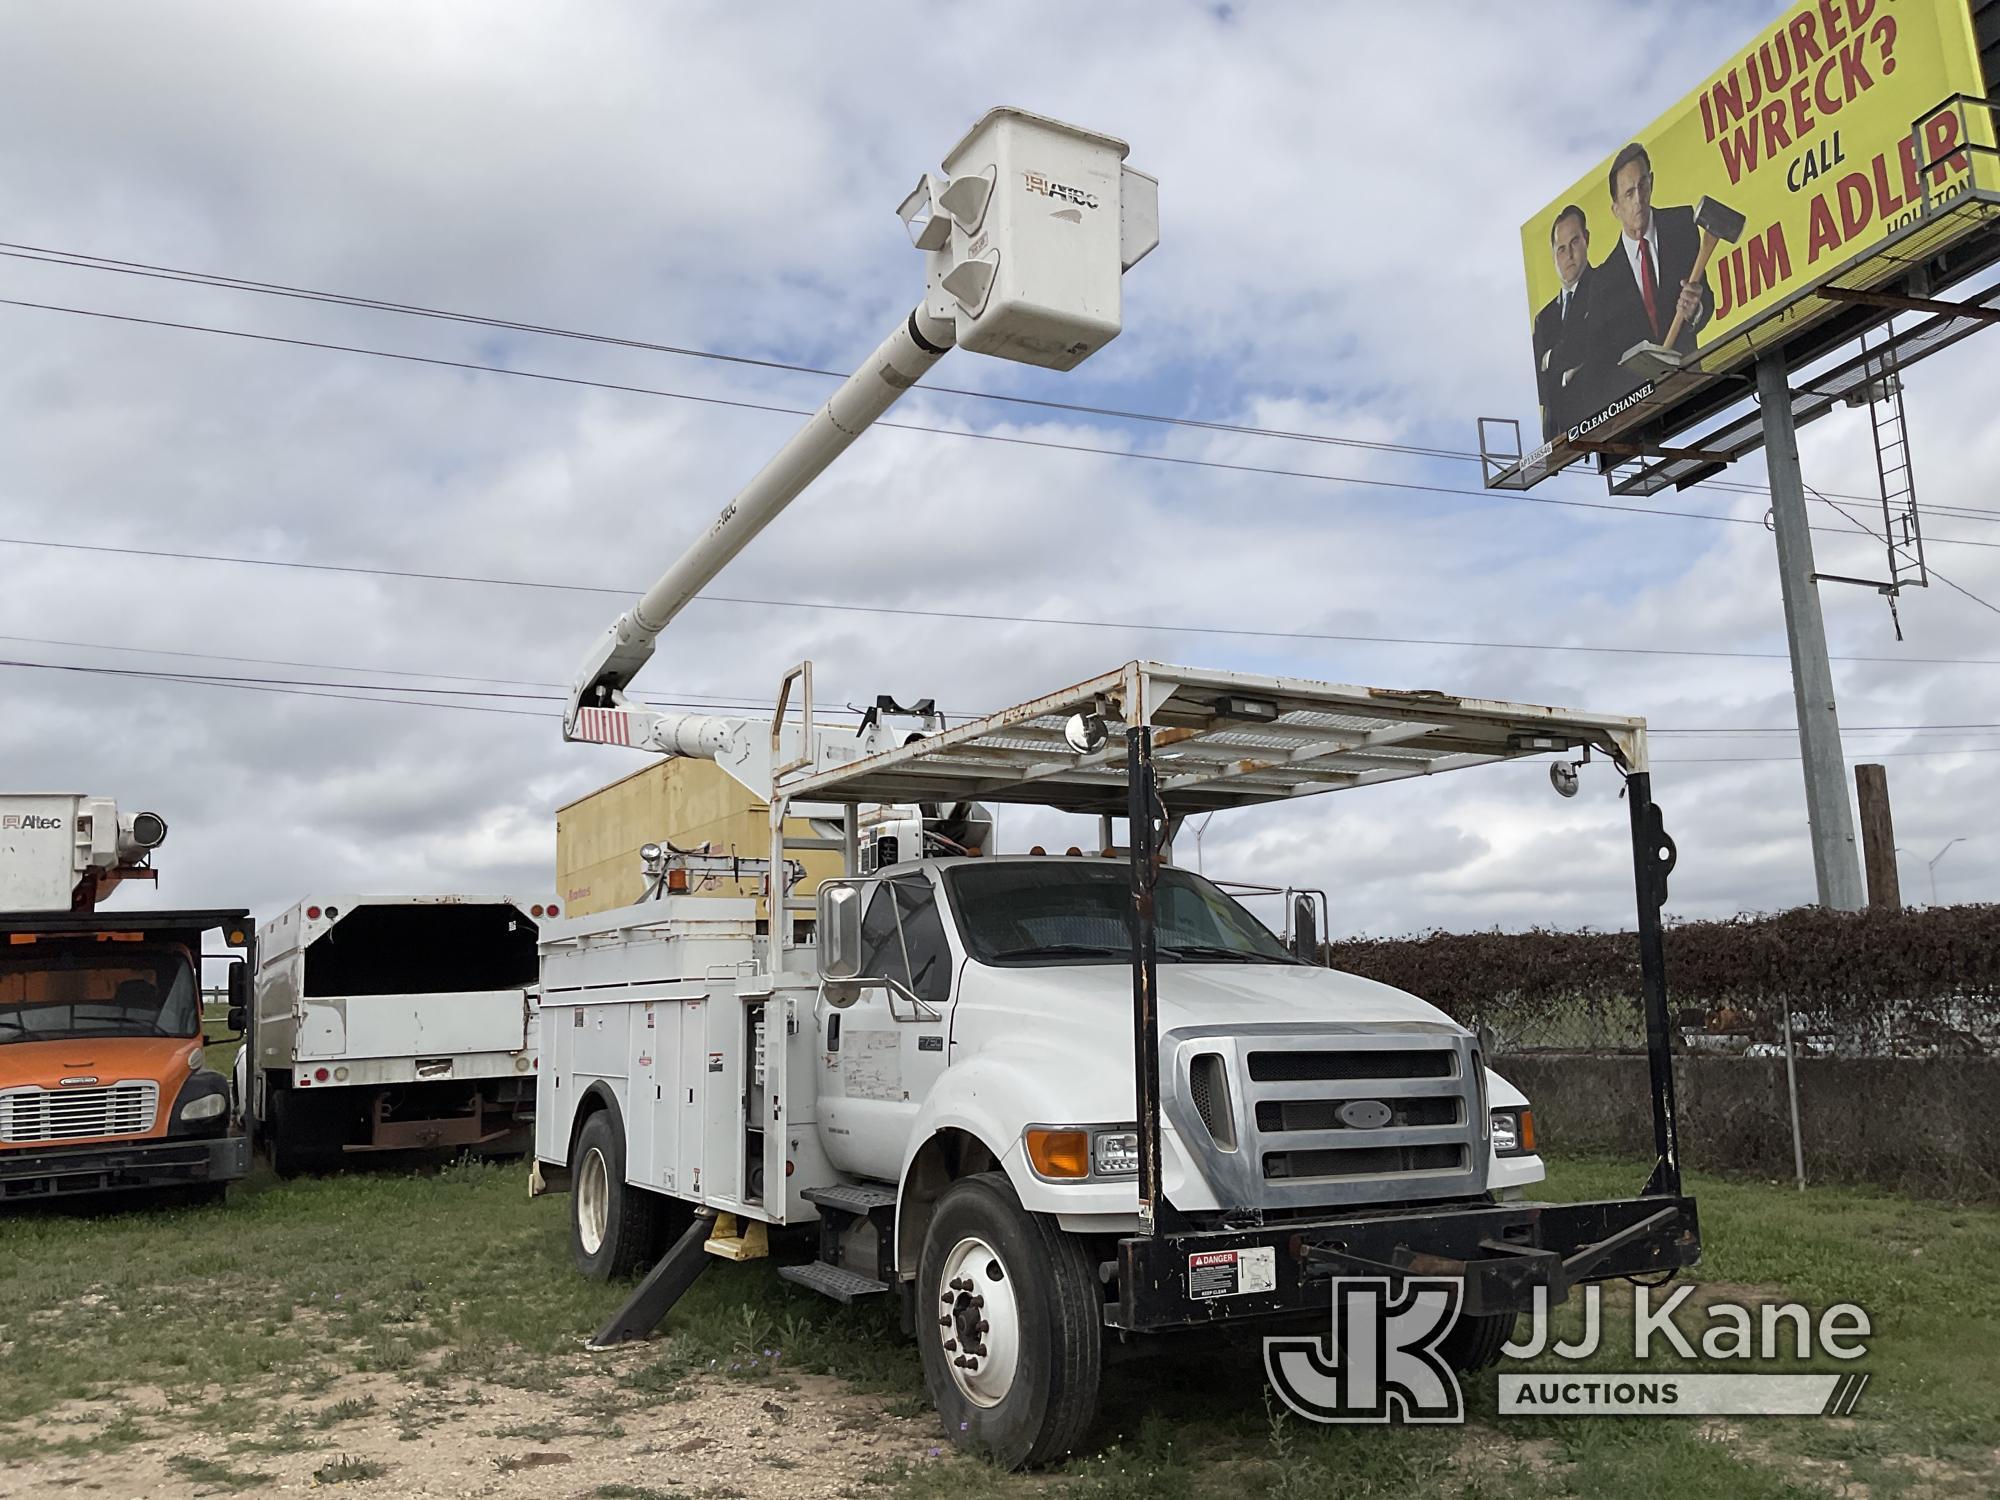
xmin=1585 ymin=141 xmax=1713 ymax=405
xmin=1532 ymin=204 xmax=1596 ymax=439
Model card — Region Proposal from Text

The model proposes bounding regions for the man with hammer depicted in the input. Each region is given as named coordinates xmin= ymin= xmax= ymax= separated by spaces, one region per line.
xmin=1586 ymin=141 xmax=1714 ymax=393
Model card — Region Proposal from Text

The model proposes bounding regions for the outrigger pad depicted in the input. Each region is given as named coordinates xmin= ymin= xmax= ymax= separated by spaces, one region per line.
xmin=587 ymin=1213 xmax=715 ymax=1349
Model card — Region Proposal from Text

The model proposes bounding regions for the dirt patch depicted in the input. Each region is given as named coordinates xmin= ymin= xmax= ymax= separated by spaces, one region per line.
xmin=0 ymin=1356 xmax=944 ymax=1499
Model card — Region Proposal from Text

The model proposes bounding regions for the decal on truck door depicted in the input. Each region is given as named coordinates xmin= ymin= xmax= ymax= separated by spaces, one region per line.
xmin=844 ymin=1030 xmax=904 ymax=1102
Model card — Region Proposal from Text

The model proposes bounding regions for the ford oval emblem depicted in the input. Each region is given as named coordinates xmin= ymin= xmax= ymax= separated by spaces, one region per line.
xmin=1336 ymin=1099 xmax=1393 ymax=1130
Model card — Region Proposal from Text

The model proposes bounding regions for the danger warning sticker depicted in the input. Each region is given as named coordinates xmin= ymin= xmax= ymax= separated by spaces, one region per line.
xmin=1187 ymin=1246 xmax=1278 ymax=1299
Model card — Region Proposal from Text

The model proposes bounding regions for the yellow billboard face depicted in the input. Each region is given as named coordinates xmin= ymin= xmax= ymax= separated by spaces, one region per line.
xmin=1521 ymin=0 xmax=1992 ymax=447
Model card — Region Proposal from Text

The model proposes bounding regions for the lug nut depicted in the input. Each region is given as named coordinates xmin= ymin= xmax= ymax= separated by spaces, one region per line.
xmin=938 ymin=1316 xmax=951 ymax=1327
xmin=944 ymin=1339 xmax=957 ymax=1351
xmin=977 ymin=1320 xmax=989 ymax=1333
xmin=970 ymin=1295 xmax=984 ymax=1308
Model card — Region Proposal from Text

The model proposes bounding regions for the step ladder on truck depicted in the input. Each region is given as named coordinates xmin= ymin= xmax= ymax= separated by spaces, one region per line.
xmin=530 ymin=107 xmax=1700 ymax=1469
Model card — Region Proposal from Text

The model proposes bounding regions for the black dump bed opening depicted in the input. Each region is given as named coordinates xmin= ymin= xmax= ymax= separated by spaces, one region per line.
xmin=303 ymin=903 xmax=537 ymax=997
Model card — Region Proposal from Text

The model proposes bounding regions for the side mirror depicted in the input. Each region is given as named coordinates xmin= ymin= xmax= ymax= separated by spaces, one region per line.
xmin=226 ymin=959 xmax=249 ymax=1033
xmin=1289 ymin=895 xmax=1320 ymax=965
xmin=817 ymin=881 xmax=866 ymax=1007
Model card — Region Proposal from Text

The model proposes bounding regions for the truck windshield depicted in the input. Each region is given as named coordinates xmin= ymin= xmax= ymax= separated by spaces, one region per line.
xmin=944 ymin=862 xmax=1299 ymax=967
xmin=0 ymin=944 xmax=201 ymax=1043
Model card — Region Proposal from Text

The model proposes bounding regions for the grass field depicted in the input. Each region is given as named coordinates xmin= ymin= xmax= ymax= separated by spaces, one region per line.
xmin=0 ymin=1155 xmax=1994 ymax=1497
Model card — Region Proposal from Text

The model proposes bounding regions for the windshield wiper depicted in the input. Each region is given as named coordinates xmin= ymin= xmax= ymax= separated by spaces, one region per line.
xmin=1160 ymin=944 xmax=1292 ymax=964
xmin=999 ymin=942 xmax=1129 ymax=960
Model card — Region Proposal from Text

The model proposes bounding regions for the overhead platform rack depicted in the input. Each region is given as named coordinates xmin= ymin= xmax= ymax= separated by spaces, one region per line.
xmin=775 ymin=662 xmax=1647 ymax=816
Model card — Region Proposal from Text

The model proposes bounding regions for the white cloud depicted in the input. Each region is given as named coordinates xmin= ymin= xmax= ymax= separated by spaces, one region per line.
xmin=2 ymin=0 xmax=1994 ymax=941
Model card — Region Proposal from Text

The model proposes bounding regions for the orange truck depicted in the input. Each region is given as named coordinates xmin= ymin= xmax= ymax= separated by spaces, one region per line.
xmin=1 ymin=794 xmax=252 ymax=1204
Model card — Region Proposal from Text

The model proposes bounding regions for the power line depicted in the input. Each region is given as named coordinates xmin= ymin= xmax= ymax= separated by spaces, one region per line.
xmin=1801 ymin=483 xmax=2000 ymax=622
xmin=14 ymin=239 xmax=2000 ymax=526
xmin=7 ymin=531 xmax=2000 ymax=670
xmin=4 ymin=651 xmax=1997 ymax=744
xmin=12 ymin=654 xmax=1999 ymax=767
xmin=8 ymin=293 xmax=2000 ymax=554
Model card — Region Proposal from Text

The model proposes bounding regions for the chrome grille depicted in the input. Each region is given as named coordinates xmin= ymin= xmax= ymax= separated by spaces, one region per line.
xmin=0 ymin=1081 xmax=159 ymax=1143
xmin=1165 ymin=1025 xmax=1488 ymax=1211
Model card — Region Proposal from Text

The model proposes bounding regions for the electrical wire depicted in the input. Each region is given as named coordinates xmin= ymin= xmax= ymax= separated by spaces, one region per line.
xmin=5 ymin=533 xmax=2000 ymax=671
xmin=12 ymin=239 xmax=2000 ymax=525
xmin=4 ymin=655 xmax=1998 ymax=757
xmin=7 ymin=294 xmax=2000 ymax=555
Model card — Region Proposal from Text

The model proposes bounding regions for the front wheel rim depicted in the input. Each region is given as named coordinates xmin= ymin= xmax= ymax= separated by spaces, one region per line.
xmin=577 ymin=1145 xmax=609 ymax=1255
xmin=935 ymin=1235 xmax=1021 ymax=1408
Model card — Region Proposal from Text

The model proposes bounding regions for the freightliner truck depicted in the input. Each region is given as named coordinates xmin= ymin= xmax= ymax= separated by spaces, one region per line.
xmin=0 ymin=794 xmax=251 ymax=1204
xmin=532 ymin=108 xmax=1700 ymax=1467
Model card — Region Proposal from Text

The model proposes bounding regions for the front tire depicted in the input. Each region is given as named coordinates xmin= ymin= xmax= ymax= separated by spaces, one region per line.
xmin=568 ymin=1110 xmax=664 ymax=1280
xmin=917 ymin=1172 xmax=1102 ymax=1470
xmin=1439 ymin=1309 xmax=1518 ymax=1374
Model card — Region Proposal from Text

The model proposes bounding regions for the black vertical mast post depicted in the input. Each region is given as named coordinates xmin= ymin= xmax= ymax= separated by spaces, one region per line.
xmin=1627 ymin=769 xmax=1682 ymax=1198
xmin=1126 ymin=725 xmax=1164 ymax=1236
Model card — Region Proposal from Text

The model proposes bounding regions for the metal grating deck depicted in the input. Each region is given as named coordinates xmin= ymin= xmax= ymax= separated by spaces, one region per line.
xmin=776 ymin=662 xmax=1646 ymax=816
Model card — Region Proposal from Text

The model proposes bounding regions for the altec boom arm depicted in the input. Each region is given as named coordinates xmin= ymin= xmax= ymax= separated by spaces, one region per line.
xmin=564 ymin=305 xmax=955 ymax=767
xmin=563 ymin=108 xmax=1157 ymax=789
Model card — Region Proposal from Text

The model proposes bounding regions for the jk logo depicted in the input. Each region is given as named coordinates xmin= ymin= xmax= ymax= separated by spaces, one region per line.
xmin=1264 ymin=1277 xmax=1465 ymax=1424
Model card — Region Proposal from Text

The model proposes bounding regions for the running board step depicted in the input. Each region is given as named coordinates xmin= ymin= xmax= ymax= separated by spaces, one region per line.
xmin=776 ymin=1262 xmax=890 ymax=1304
xmin=802 ymin=1182 xmax=898 ymax=1215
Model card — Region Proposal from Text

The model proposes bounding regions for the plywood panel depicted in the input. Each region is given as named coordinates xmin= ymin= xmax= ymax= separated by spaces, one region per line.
xmin=555 ymin=757 xmax=840 ymax=918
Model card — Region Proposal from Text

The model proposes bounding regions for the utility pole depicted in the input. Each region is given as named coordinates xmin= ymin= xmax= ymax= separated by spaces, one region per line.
xmin=1756 ymin=352 xmax=1865 ymax=911
xmin=1854 ymin=763 xmax=1900 ymax=910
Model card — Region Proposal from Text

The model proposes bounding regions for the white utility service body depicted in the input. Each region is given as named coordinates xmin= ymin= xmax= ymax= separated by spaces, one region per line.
xmin=243 ymin=895 xmax=541 ymax=1171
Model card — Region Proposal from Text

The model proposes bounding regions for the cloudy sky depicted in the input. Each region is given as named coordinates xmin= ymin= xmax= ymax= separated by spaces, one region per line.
xmin=4 ymin=0 xmax=1995 ymax=946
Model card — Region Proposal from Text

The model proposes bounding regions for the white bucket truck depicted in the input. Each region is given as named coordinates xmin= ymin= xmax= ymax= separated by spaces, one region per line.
xmin=533 ymin=108 xmax=1699 ymax=1468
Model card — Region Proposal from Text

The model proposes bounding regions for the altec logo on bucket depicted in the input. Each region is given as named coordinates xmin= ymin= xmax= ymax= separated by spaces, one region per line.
xmin=1266 ymin=1278 xmax=1873 ymax=1423
xmin=0 ymin=814 xmax=61 ymax=831
xmin=1021 ymin=170 xmax=1098 ymax=210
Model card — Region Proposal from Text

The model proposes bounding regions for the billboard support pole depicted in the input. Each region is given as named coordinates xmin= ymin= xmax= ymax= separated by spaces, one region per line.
xmin=1755 ymin=350 xmax=1865 ymax=912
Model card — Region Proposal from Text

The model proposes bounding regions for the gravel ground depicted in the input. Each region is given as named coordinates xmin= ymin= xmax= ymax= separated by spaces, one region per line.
xmin=0 ymin=1355 xmax=945 ymax=1499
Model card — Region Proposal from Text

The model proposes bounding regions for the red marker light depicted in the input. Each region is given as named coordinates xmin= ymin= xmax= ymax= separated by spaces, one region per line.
xmin=314 ymin=1067 xmax=329 ymax=1082
xmin=306 ymin=905 xmax=322 ymax=920
xmin=546 ymin=903 xmax=559 ymax=917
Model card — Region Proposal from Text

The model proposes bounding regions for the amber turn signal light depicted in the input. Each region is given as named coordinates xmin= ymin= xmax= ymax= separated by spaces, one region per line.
xmin=1026 ymin=1128 xmax=1090 ymax=1179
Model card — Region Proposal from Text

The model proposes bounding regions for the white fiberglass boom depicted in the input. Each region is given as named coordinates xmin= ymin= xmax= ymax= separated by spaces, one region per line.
xmin=564 ymin=107 xmax=1158 ymax=780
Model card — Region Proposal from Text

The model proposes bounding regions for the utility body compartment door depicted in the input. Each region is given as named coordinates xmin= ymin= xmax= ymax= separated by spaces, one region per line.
xmin=294 ymin=989 xmax=527 ymax=1060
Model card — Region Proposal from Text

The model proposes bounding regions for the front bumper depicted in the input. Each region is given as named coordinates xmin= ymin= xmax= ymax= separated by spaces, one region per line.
xmin=0 ymin=1133 xmax=251 ymax=1200
xmin=1110 ymin=1193 xmax=1699 ymax=1330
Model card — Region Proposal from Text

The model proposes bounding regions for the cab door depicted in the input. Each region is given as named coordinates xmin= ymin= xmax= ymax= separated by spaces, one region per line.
xmin=819 ymin=872 xmax=958 ymax=1182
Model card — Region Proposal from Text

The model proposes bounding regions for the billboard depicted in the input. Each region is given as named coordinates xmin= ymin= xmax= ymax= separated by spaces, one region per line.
xmin=1522 ymin=0 xmax=1994 ymax=450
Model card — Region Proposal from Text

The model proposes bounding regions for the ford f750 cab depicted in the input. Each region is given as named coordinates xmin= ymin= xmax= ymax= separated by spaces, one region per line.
xmin=0 ymin=794 xmax=251 ymax=1204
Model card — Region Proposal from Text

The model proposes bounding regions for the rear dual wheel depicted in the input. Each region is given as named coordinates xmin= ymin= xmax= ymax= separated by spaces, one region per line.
xmin=568 ymin=1110 xmax=681 ymax=1280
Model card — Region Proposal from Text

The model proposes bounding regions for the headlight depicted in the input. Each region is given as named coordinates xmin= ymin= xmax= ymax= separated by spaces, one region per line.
xmin=1490 ymin=1108 xmax=1536 ymax=1157
xmin=1091 ymin=1131 xmax=1139 ymax=1177
xmin=180 ymin=1092 xmax=228 ymax=1122
xmin=1025 ymin=1126 xmax=1141 ymax=1180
